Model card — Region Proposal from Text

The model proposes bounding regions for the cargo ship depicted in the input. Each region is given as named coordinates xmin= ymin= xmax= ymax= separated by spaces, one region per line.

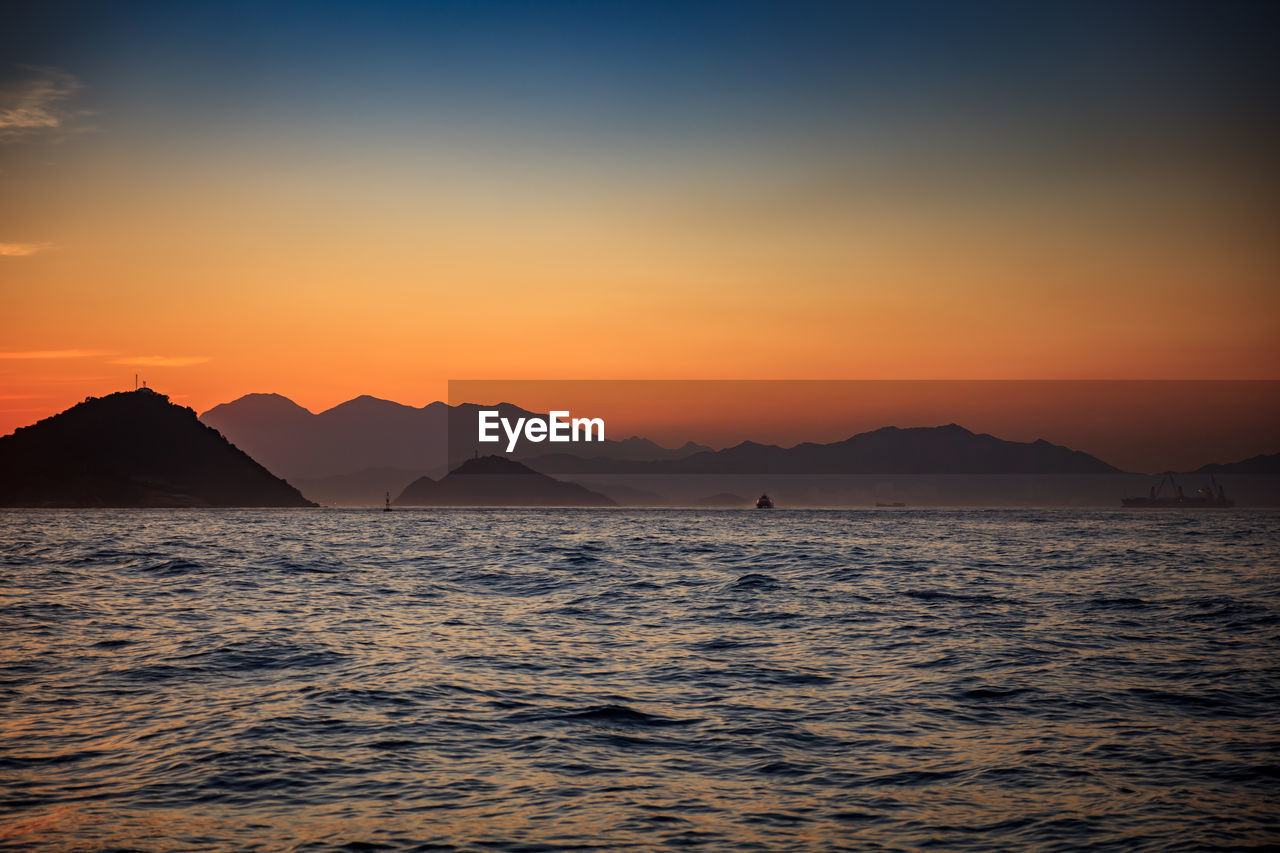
xmin=1122 ymin=475 xmax=1234 ymax=508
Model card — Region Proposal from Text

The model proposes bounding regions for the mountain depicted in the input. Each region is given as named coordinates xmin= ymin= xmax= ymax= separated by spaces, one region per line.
xmin=0 ymin=389 xmax=315 ymax=507
xmin=581 ymin=436 xmax=712 ymax=461
xmin=525 ymin=424 xmax=1121 ymax=475
xmin=1192 ymin=452 xmax=1280 ymax=474
xmin=201 ymin=394 xmax=709 ymax=480
xmin=202 ymin=394 xmax=453 ymax=480
xmin=201 ymin=394 xmax=1122 ymax=479
xmin=394 ymin=456 xmax=615 ymax=507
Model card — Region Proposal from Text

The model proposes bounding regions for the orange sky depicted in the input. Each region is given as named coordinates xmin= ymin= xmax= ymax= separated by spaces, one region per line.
xmin=2 ymin=7 xmax=1278 ymax=442
xmin=3 ymin=136 xmax=1276 ymax=440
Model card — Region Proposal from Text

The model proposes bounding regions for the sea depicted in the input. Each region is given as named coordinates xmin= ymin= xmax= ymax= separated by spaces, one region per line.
xmin=1 ymin=509 xmax=1277 ymax=851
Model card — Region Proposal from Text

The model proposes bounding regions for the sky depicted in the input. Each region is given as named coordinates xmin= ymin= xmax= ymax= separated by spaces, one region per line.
xmin=2 ymin=1 xmax=1278 ymax=450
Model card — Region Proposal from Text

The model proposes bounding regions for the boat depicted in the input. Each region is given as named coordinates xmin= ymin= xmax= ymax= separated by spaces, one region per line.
xmin=383 ymin=492 xmax=393 ymax=512
xmin=1122 ymin=475 xmax=1234 ymax=508
xmin=875 ymin=501 xmax=906 ymax=508
xmin=756 ymin=493 xmax=774 ymax=509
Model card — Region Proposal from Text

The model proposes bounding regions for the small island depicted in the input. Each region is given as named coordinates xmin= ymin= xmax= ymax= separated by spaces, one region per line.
xmin=0 ymin=389 xmax=316 ymax=507
xmin=395 ymin=455 xmax=615 ymax=507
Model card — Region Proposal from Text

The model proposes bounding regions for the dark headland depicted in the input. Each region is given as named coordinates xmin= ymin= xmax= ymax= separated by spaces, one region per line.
xmin=395 ymin=456 xmax=615 ymax=507
xmin=0 ymin=389 xmax=316 ymax=507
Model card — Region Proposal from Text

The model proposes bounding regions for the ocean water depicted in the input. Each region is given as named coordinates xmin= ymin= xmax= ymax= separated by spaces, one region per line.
xmin=1 ymin=509 xmax=1277 ymax=852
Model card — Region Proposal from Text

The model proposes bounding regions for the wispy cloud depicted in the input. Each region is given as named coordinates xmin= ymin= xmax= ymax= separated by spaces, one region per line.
xmin=0 ymin=67 xmax=89 ymax=142
xmin=0 ymin=349 xmax=114 ymax=359
xmin=110 ymin=355 xmax=212 ymax=367
xmin=0 ymin=241 xmax=54 ymax=256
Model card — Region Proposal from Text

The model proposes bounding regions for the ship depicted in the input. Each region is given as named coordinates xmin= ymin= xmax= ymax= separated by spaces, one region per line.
xmin=756 ymin=493 xmax=774 ymax=509
xmin=383 ymin=491 xmax=393 ymax=512
xmin=1122 ymin=475 xmax=1234 ymax=508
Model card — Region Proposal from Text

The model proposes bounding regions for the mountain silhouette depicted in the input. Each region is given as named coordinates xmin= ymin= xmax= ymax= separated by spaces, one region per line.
xmin=524 ymin=424 xmax=1122 ymax=475
xmin=1191 ymin=452 xmax=1280 ymax=474
xmin=201 ymin=394 xmax=709 ymax=480
xmin=394 ymin=456 xmax=615 ymax=506
xmin=202 ymin=395 xmax=1123 ymax=478
xmin=201 ymin=394 xmax=453 ymax=480
xmin=0 ymin=389 xmax=315 ymax=507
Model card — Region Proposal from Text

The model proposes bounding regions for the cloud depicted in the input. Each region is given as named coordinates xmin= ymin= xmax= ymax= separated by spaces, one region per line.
xmin=0 ymin=349 xmax=114 ymax=359
xmin=110 ymin=355 xmax=213 ymax=367
xmin=0 ymin=67 xmax=89 ymax=142
xmin=0 ymin=241 xmax=54 ymax=256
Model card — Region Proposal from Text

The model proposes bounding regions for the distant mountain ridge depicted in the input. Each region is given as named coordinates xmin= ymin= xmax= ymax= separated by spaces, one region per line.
xmin=1192 ymin=452 xmax=1280 ymax=475
xmin=395 ymin=456 xmax=615 ymax=506
xmin=524 ymin=424 xmax=1122 ymax=475
xmin=200 ymin=393 xmax=452 ymax=481
xmin=0 ymin=389 xmax=315 ymax=507
xmin=201 ymin=394 xmax=1126 ymax=484
xmin=201 ymin=394 xmax=710 ymax=481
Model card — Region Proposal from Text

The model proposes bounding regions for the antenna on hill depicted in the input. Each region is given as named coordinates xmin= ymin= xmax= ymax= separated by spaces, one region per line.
xmin=135 ymin=373 xmax=138 ymax=390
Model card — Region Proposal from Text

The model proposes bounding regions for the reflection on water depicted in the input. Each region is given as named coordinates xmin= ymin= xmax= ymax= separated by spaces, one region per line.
xmin=1 ymin=508 xmax=1277 ymax=850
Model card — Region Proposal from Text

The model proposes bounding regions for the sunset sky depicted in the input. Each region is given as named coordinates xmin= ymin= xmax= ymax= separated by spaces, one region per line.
xmin=2 ymin=1 xmax=1277 ymax=440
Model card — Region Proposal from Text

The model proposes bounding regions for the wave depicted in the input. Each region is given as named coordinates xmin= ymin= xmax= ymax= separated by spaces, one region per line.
xmin=1 ymin=507 xmax=1276 ymax=851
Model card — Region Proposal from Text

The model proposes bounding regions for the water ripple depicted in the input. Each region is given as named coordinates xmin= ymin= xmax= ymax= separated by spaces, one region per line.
xmin=0 ymin=507 xmax=1277 ymax=851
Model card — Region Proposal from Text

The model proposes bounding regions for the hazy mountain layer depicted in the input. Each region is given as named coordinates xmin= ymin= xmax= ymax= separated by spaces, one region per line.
xmin=201 ymin=394 xmax=709 ymax=480
xmin=526 ymin=424 xmax=1122 ymax=475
